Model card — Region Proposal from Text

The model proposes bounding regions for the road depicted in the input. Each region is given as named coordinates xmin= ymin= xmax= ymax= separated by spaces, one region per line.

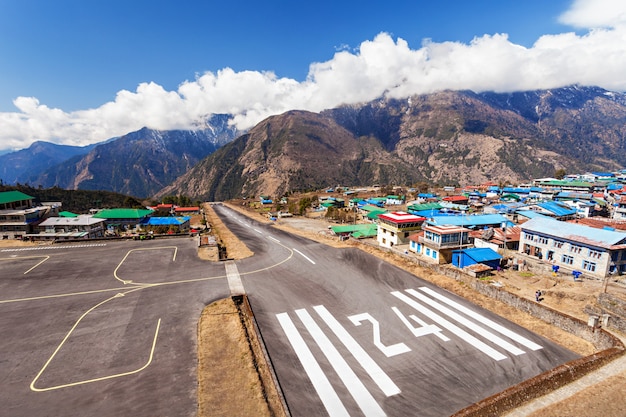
xmin=213 ymin=204 xmax=580 ymax=417
xmin=0 ymin=204 xmax=579 ymax=417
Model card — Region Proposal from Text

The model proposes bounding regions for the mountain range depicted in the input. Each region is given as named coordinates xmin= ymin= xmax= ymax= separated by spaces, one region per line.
xmin=1 ymin=114 xmax=240 ymax=197
xmin=159 ymin=86 xmax=626 ymax=200
xmin=0 ymin=141 xmax=100 ymax=185
xmin=2 ymin=86 xmax=625 ymax=201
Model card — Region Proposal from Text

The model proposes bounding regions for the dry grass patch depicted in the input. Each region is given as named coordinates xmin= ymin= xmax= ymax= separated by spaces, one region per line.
xmin=203 ymin=203 xmax=254 ymax=260
xmin=197 ymin=298 xmax=273 ymax=417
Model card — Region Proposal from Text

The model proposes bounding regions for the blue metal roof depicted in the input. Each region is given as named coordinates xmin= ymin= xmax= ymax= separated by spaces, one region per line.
xmin=521 ymin=217 xmax=626 ymax=249
xmin=515 ymin=210 xmax=550 ymax=219
xmin=502 ymin=187 xmax=530 ymax=194
xmin=536 ymin=201 xmax=577 ymax=217
xmin=142 ymin=216 xmax=190 ymax=226
xmin=458 ymin=248 xmax=502 ymax=262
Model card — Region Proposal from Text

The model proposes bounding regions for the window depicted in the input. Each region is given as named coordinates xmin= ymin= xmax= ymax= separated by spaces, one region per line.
xmin=588 ymin=249 xmax=602 ymax=259
xmin=583 ymin=261 xmax=596 ymax=272
xmin=425 ymin=248 xmax=431 ymax=256
xmin=538 ymin=237 xmax=548 ymax=245
xmin=570 ymin=244 xmax=582 ymax=254
xmin=524 ymin=232 xmax=534 ymax=242
xmin=562 ymin=255 xmax=574 ymax=265
xmin=553 ymin=240 xmax=564 ymax=248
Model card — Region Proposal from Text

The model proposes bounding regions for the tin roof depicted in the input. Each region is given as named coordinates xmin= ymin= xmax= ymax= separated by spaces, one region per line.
xmin=93 ymin=208 xmax=153 ymax=219
xmin=521 ymin=217 xmax=626 ymax=249
xmin=378 ymin=211 xmax=426 ymax=224
xmin=0 ymin=190 xmax=34 ymax=205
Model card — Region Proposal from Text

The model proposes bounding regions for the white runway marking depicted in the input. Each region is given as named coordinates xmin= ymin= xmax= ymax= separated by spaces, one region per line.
xmin=293 ymin=248 xmax=315 ymax=264
xmin=296 ymin=309 xmax=386 ymax=417
xmin=417 ymin=287 xmax=543 ymax=351
xmin=391 ymin=291 xmax=508 ymax=361
xmin=1 ymin=243 xmax=107 ymax=252
xmin=276 ymin=312 xmax=350 ymax=417
xmin=315 ymin=306 xmax=401 ymax=396
xmin=268 ymin=236 xmax=280 ymax=243
xmin=225 ymin=261 xmax=245 ymax=295
xmin=405 ymin=289 xmax=526 ymax=356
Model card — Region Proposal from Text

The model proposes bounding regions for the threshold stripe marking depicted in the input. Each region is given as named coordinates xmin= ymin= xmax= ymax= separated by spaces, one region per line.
xmin=276 ymin=312 xmax=350 ymax=417
xmin=405 ymin=289 xmax=526 ymax=356
xmin=391 ymin=291 xmax=507 ymax=361
xmin=418 ymin=287 xmax=543 ymax=351
xmin=314 ymin=305 xmax=400 ymax=396
xmin=296 ymin=309 xmax=386 ymax=417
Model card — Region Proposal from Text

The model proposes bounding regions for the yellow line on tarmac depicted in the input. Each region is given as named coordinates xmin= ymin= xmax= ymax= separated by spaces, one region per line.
xmin=30 ymin=287 xmax=157 ymax=392
xmin=113 ymin=246 xmax=178 ymax=285
xmin=0 ymin=286 xmax=144 ymax=305
xmin=23 ymin=256 xmax=50 ymax=274
xmin=32 ymin=318 xmax=161 ymax=392
xmin=136 ymin=239 xmax=295 ymax=288
xmin=0 ymin=255 xmax=50 ymax=275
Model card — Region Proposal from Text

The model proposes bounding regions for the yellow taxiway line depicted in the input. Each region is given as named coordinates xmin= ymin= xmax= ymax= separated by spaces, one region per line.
xmin=30 ymin=288 xmax=160 ymax=392
xmin=0 ymin=255 xmax=50 ymax=274
xmin=113 ymin=246 xmax=178 ymax=285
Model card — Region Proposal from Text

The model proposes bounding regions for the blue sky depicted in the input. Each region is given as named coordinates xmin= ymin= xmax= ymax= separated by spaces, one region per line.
xmin=1 ymin=0 xmax=625 ymax=151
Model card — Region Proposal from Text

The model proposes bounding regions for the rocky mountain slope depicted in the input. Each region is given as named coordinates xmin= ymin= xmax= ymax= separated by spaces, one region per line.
xmin=0 ymin=141 xmax=99 ymax=185
xmin=158 ymin=86 xmax=626 ymax=201
xmin=34 ymin=114 xmax=240 ymax=197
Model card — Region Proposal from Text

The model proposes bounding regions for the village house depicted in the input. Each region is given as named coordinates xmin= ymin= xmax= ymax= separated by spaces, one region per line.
xmin=519 ymin=217 xmax=626 ymax=279
xmin=376 ymin=211 xmax=425 ymax=248
xmin=409 ymin=223 xmax=472 ymax=264
xmin=0 ymin=190 xmax=53 ymax=239
xmin=92 ymin=208 xmax=154 ymax=232
xmin=470 ymin=225 xmax=521 ymax=252
xmin=32 ymin=215 xmax=106 ymax=241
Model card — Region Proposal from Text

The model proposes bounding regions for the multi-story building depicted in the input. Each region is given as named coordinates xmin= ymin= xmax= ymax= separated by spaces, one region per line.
xmin=410 ymin=224 xmax=472 ymax=264
xmin=376 ymin=211 xmax=425 ymax=248
xmin=34 ymin=215 xmax=106 ymax=241
xmin=519 ymin=217 xmax=626 ymax=278
xmin=0 ymin=191 xmax=50 ymax=239
xmin=613 ymin=196 xmax=626 ymax=220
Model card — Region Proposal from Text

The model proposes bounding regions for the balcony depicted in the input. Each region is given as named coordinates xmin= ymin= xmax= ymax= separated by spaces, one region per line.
xmin=418 ymin=235 xmax=471 ymax=249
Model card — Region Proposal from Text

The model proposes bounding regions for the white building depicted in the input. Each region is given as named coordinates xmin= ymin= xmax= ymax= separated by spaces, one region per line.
xmin=519 ymin=217 xmax=626 ymax=278
xmin=377 ymin=211 xmax=425 ymax=248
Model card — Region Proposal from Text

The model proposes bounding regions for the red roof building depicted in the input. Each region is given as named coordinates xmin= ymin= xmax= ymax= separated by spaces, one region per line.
xmin=377 ymin=211 xmax=426 ymax=248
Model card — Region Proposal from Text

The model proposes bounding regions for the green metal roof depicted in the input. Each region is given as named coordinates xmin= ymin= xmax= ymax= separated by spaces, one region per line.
xmin=0 ymin=190 xmax=34 ymax=205
xmin=58 ymin=211 xmax=79 ymax=217
xmin=366 ymin=210 xmax=387 ymax=220
xmin=407 ymin=202 xmax=442 ymax=212
xmin=93 ymin=208 xmax=153 ymax=219
xmin=539 ymin=180 xmax=595 ymax=187
xmin=331 ymin=224 xmax=377 ymax=237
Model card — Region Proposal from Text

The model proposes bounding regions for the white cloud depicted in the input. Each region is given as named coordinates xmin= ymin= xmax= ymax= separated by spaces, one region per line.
xmin=2 ymin=0 xmax=626 ymax=152
xmin=559 ymin=0 xmax=626 ymax=28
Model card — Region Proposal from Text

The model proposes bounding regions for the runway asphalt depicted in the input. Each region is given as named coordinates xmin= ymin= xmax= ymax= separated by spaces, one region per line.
xmin=0 ymin=205 xmax=580 ymax=416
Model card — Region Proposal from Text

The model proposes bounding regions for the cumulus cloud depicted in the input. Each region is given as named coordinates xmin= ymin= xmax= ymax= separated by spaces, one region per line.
xmin=559 ymin=0 xmax=626 ymax=28
xmin=2 ymin=0 xmax=626 ymax=151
